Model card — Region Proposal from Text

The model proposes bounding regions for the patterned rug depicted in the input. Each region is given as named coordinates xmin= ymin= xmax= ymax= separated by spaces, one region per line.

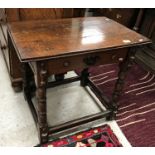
xmin=89 ymin=63 xmax=155 ymax=146
xmin=41 ymin=125 xmax=121 ymax=147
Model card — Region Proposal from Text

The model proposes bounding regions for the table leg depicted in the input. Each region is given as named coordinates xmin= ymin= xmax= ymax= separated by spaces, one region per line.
xmin=36 ymin=62 xmax=48 ymax=144
xmin=108 ymin=47 xmax=137 ymax=120
xmin=54 ymin=73 xmax=65 ymax=82
xmin=80 ymin=68 xmax=89 ymax=86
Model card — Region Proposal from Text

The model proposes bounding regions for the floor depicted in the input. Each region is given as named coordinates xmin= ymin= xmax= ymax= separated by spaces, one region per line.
xmin=0 ymin=50 xmax=131 ymax=147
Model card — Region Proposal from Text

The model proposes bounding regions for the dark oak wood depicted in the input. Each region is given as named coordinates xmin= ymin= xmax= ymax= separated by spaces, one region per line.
xmin=47 ymin=76 xmax=80 ymax=88
xmin=44 ymin=48 xmax=127 ymax=75
xmin=87 ymin=78 xmax=110 ymax=109
xmin=90 ymin=8 xmax=139 ymax=28
xmin=133 ymin=9 xmax=145 ymax=31
xmin=108 ymin=47 xmax=138 ymax=120
xmin=135 ymin=9 xmax=155 ymax=73
xmin=5 ymin=8 xmax=74 ymax=22
xmin=0 ymin=8 xmax=84 ymax=92
xmin=8 ymin=31 xmax=23 ymax=91
xmin=36 ymin=62 xmax=48 ymax=144
xmin=8 ymin=17 xmax=150 ymax=62
xmin=1 ymin=9 xmax=153 ymax=92
xmin=80 ymin=68 xmax=89 ymax=87
xmin=48 ymin=111 xmax=111 ymax=134
xmin=8 ymin=17 xmax=151 ymax=144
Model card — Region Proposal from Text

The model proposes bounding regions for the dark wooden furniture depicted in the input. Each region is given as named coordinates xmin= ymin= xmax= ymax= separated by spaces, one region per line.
xmin=89 ymin=8 xmax=155 ymax=73
xmin=89 ymin=8 xmax=139 ymax=28
xmin=135 ymin=9 xmax=155 ymax=73
xmin=0 ymin=8 xmax=84 ymax=92
xmin=8 ymin=17 xmax=151 ymax=144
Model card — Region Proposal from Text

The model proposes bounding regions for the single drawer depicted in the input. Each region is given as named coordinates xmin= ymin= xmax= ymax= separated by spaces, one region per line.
xmin=47 ymin=48 xmax=128 ymax=75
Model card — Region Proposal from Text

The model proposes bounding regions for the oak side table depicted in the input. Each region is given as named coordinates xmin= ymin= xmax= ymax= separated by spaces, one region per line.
xmin=7 ymin=17 xmax=151 ymax=144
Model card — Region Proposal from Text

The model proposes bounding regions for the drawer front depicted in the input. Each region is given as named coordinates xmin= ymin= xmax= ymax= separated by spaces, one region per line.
xmin=47 ymin=48 xmax=128 ymax=75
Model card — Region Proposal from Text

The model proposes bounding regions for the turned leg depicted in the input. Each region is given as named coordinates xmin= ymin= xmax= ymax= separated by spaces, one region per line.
xmin=107 ymin=47 xmax=137 ymax=120
xmin=80 ymin=68 xmax=89 ymax=87
xmin=11 ymin=80 xmax=23 ymax=92
xmin=36 ymin=62 xmax=48 ymax=144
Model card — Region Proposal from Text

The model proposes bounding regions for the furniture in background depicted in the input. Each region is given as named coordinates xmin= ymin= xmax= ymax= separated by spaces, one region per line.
xmin=88 ymin=8 xmax=140 ymax=28
xmin=135 ymin=9 xmax=155 ymax=73
xmin=88 ymin=9 xmax=155 ymax=74
xmin=0 ymin=8 xmax=85 ymax=92
xmin=8 ymin=17 xmax=151 ymax=144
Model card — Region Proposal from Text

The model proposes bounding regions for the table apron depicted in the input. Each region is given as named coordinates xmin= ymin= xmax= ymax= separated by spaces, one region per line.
xmin=30 ymin=48 xmax=128 ymax=75
xmin=47 ymin=48 xmax=127 ymax=74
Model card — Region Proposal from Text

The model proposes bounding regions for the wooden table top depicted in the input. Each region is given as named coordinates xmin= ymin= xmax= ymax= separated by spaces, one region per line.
xmin=8 ymin=17 xmax=151 ymax=62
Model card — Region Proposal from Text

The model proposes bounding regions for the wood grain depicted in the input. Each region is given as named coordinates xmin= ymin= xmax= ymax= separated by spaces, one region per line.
xmin=8 ymin=17 xmax=151 ymax=62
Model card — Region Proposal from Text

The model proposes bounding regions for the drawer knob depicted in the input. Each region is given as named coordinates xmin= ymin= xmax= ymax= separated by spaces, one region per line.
xmin=116 ymin=14 xmax=122 ymax=19
xmin=63 ymin=61 xmax=70 ymax=67
xmin=112 ymin=55 xmax=116 ymax=60
xmin=83 ymin=56 xmax=99 ymax=66
xmin=118 ymin=57 xmax=124 ymax=62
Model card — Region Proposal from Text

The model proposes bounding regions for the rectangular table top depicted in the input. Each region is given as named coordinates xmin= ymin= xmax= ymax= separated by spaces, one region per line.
xmin=8 ymin=17 xmax=151 ymax=62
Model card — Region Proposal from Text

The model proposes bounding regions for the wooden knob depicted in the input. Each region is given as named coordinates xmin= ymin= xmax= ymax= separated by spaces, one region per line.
xmin=112 ymin=55 xmax=116 ymax=60
xmin=63 ymin=61 xmax=70 ymax=67
xmin=118 ymin=57 xmax=124 ymax=62
xmin=116 ymin=14 xmax=122 ymax=19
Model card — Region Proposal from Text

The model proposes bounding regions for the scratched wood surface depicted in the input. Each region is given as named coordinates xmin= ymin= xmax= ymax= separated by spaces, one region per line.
xmin=8 ymin=17 xmax=151 ymax=62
